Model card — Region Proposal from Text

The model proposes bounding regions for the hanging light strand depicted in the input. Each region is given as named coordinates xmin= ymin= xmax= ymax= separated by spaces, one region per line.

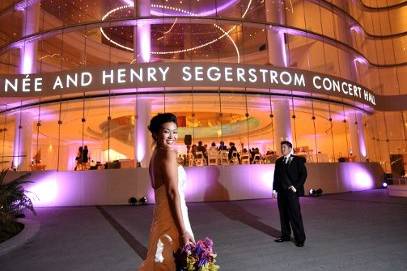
xmin=214 ymin=0 xmax=224 ymax=146
xmin=35 ymin=8 xmax=46 ymax=167
xmin=107 ymin=3 xmax=113 ymax=163
xmin=1 ymin=104 xmax=7 ymax=168
xmin=305 ymin=0 xmax=320 ymax=162
xmin=263 ymin=18 xmax=275 ymax=152
xmin=56 ymin=3 xmax=64 ymax=171
xmin=81 ymin=26 xmax=88 ymax=150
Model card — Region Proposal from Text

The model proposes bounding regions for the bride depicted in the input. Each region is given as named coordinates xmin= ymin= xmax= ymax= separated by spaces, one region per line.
xmin=139 ymin=113 xmax=195 ymax=271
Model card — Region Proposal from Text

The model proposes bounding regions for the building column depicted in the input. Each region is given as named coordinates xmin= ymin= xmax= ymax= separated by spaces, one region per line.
xmin=134 ymin=99 xmax=152 ymax=167
xmin=273 ymin=99 xmax=293 ymax=154
xmin=133 ymin=0 xmax=151 ymax=63
xmin=19 ymin=1 xmax=40 ymax=74
xmin=13 ymin=2 xmax=39 ymax=171
xmin=265 ymin=0 xmax=288 ymax=67
xmin=348 ymin=112 xmax=367 ymax=161
xmin=265 ymin=0 xmax=292 ymax=152
xmin=13 ymin=112 xmax=33 ymax=171
xmin=133 ymin=1 xmax=152 ymax=167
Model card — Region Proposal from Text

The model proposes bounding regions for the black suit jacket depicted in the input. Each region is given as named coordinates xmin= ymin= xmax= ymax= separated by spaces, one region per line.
xmin=273 ymin=155 xmax=307 ymax=196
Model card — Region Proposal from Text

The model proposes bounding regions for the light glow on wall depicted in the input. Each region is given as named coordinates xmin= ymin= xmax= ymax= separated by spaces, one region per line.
xmin=27 ymin=175 xmax=58 ymax=207
xmin=341 ymin=163 xmax=375 ymax=190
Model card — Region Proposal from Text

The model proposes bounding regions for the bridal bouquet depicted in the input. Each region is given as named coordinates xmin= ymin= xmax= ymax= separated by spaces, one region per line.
xmin=174 ymin=237 xmax=220 ymax=271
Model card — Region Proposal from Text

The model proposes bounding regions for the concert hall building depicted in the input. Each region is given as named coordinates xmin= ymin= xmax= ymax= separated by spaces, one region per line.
xmin=0 ymin=0 xmax=406 ymax=205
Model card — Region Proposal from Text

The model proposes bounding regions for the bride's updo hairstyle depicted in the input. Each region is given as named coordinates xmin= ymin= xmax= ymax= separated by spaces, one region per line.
xmin=148 ymin=113 xmax=177 ymax=141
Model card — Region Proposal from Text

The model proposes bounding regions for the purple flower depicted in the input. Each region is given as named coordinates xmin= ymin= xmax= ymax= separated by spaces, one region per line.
xmin=174 ymin=237 xmax=219 ymax=271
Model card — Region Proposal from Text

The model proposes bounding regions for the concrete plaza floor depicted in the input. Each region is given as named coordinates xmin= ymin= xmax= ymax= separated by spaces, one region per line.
xmin=1 ymin=189 xmax=406 ymax=271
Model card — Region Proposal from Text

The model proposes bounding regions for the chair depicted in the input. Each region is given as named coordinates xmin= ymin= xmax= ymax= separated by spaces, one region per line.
xmin=220 ymin=150 xmax=229 ymax=165
xmin=230 ymin=151 xmax=239 ymax=165
xmin=186 ymin=153 xmax=193 ymax=167
xmin=253 ymin=154 xmax=262 ymax=164
xmin=207 ymin=149 xmax=219 ymax=166
xmin=194 ymin=151 xmax=205 ymax=166
xmin=241 ymin=154 xmax=250 ymax=164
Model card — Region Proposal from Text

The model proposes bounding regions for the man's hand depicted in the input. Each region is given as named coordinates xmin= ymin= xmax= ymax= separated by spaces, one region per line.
xmin=289 ymin=186 xmax=297 ymax=193
xmin=272 ymin=190 xmax=278 ymax=198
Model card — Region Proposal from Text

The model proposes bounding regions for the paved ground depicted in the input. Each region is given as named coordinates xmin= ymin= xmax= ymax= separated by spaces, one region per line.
xmin=1 ymin=189 xmax=406 ymax=271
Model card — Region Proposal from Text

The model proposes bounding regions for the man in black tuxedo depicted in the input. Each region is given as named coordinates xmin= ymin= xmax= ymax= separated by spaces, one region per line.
xmin=273 ymin=141 xmax=307 ymax=247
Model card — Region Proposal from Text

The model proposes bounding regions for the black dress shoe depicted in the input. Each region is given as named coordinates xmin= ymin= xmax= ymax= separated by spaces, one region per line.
xmin=274 ymin=237 xmax=291 ymax=243
xmin=295 ymin=242 xmax=304 ymax=247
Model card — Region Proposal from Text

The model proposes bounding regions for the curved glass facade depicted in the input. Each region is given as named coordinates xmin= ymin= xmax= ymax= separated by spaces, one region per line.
xmin=0 ymin=0 xmax=405 ymax=173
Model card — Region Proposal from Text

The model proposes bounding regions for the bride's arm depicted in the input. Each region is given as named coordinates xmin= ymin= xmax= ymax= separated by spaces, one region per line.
xmin=162 ymin=149 xmax=194 ymax=244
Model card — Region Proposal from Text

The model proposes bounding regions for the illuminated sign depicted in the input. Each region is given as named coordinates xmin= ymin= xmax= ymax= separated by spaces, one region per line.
xmin=0 ymin=63 xmax=376 ymax=106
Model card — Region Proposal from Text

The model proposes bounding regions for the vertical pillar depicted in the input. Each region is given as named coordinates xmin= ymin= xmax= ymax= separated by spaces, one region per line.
xmin=134 ymin=0 xmax=151 ymax=63
xmin=265 ymin=0 xmax=288 ymax=67
xmin=134 ymin=99 xmax=152 ymax=167
xmin=132 ymin=1 xmax=152 ymax=167
xmin=14 ymin=2 xmax=39 ymax=171
xmin=19 ymin=2 xmax=40 ymax=74
xmin=273 ymin=99 xmax=293 ymax=154
xmin=348 ymin=112 xmax=367 ymax=161
xmin=13 ymin=112 xmax=33 ymax=171
xmin=265 ymin=0 xmax=292 ymax=153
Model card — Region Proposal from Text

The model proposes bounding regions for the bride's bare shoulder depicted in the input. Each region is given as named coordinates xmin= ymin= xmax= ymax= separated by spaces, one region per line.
xmin=155 ymin=147 xmax=177 ymax=161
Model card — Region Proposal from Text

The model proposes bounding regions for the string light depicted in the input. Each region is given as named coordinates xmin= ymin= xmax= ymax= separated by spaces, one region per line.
xmin=157 ymin=18 xmax=178 ymax=41
xmin=99 ymin=1 xmax=252 ymax=62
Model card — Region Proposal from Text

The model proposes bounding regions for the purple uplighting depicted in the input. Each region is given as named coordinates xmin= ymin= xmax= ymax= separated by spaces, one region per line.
xmin=353 ymin=56 xmax=368 ymax=65
xmin=20 ymin=163 xmax=380 ymax=207
xmin=20 ymin=43 xmax=35 ymax=74
xmin=27 ymin=175 xmax=59 ymax=207
xmin=341 ymin=163 xmax=375 ymax=191
xmin=138 ymin=24 xmax=151 ymax=63
xmin=14 ymin=0 xmax=39 ymax=11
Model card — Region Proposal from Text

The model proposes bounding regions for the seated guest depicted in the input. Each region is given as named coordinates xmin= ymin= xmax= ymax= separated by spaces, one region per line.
xmin=209 ymin=142 xmax=217 ymax=151
xmin=191 ymin=144 xmax=197 ymax=158
xmin=207 ymin=142 xmax=219 ymax=165
xmin=255 ymin=147 xmax=260 ymax=155
xmin=218 ymin=141 xmax=228 ymax=151
xmin=250 ymin=148 xmax=256 ymax=163
xmin=228 ymin=142 xmax=240 ymax=162
xmin=197 ymin=141 xmax=207 ymax=161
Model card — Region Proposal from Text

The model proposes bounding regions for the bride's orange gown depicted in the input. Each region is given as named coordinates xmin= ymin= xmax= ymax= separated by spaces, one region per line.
xmin=138 ymin=166 xmax=194 ymax=271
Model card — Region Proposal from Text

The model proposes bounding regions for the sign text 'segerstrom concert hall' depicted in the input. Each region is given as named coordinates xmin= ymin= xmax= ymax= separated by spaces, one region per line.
xmin=0 ymin=63 xmax=376 ymax=107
